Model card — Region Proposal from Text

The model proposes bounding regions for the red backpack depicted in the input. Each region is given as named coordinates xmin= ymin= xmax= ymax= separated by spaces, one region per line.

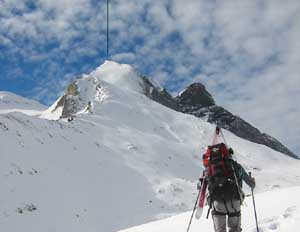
xmin=203 ymin=143 xmax=234 ymax=180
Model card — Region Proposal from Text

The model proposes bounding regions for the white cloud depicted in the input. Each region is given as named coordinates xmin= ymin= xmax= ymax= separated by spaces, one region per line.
xmin=195 ymin=0 xmax=300 ymax=154
xmin=111 ymin=52 xmax=136 ymax=63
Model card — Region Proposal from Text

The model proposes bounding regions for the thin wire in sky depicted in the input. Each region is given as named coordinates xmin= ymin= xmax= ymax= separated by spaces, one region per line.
xmin=106 ymin=0 xmax=109 ymax=55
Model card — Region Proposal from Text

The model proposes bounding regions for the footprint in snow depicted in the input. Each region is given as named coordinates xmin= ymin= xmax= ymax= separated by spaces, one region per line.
xmin=127 ymin=143 xmax=137 ymax=150
xmin=158 ymin=188 xmax=165 ymax=194
xmin=259 ymin=216 xmax=278 ymax=224
xmin=282 ymin=206 xmax=297 ymax=218
xmin=268 ymin=222 xmax=279 ymax=230
xmin=257 ymin=216 xmax=280 ymax=231
xmin=256 ymin=206 xmax=298 ymax=232
xmin=16 ymin=204 xmax=37 ymax=214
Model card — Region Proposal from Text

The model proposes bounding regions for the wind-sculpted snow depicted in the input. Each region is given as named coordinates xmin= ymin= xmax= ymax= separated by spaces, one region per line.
xmin=1 ymin=61 xmax=300 ymax=232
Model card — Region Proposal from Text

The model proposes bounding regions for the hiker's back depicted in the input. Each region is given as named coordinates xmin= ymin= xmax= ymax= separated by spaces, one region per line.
xmin=203 ymin=143 xmax=239 ymax=201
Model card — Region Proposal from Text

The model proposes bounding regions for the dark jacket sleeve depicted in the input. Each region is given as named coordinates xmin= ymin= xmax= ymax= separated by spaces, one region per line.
xmin=234 ymin=161 xmax=255 ymax=188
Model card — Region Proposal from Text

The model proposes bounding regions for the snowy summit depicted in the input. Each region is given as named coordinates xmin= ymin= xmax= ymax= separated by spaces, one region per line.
xmin=41 ymin=61 xmax=145 ymax=120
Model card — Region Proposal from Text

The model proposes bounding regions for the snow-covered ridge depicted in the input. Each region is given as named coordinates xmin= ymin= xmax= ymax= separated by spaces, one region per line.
xmin=0 ymin=91 xmax=46 ymax=111
xmin=41 ymin=60 xmax=144 ymax=120
xmin=42 ymin=59 xmax=295 ymax=158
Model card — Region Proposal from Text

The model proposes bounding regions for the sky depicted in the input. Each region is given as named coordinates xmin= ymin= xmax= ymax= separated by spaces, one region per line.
xmin=0 ymin=0 xmax=299 ymax=155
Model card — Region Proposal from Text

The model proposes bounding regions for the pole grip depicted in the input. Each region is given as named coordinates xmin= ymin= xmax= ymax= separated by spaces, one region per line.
xmin=249 ymin=171 xmax=259 ymax=232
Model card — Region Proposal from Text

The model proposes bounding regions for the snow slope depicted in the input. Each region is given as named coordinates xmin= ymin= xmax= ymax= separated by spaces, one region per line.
xmin=0 ymin=91 xmax=46 ymax=116
xmin=1 ymin=61 xmax=300 ymax=232
xmin=118 ymin=187 xmax=300 ymax=232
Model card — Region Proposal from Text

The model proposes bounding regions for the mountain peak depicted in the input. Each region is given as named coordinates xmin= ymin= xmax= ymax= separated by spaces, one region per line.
xmin=176 ymin=82 xmax=215 ymax=108
xmin=90 ymin=60 xmax=143 ymax=93
xmin=172 ymin=83 xmax=296 ymax=158
xmin=41 ymin=61 xmax=147 ymax=120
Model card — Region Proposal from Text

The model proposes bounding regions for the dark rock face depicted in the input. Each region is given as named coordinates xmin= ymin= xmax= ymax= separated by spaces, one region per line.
xmin=176 ymin=83 xmax=215 ymax=108
xmin=51 ymin=77 xmax=98 ymax=119
xmin=140 ymin=75 xmax=179 ymax=111
xmin=143 ymin=79 xmax=297 ymax=159
xmin=182 ymin=104 xmax=297 ymax=159
xmin=52 ymin=81 xmax=80 ymax=118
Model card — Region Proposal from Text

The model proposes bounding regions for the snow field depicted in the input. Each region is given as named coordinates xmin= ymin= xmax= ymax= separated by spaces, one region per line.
xmin=118 ymin=187 xmax=300 ymax=232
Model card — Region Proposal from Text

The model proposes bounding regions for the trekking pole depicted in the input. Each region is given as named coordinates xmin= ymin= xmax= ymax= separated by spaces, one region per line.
xmin=186 ymin=190 xmax=200 ymax=232
xmin=249 ymin=172 xmax=259 ymax=232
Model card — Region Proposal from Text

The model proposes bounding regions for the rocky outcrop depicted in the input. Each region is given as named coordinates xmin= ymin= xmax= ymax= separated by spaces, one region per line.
xmin=182 ymin=104 xmax=297 ymax=158
xmin=47 ymin=75 xmax=104 ymax=120
xmin=176 ymin=83 xmax=215 ymax=108
xmin=141 ymin=75 xmax=179 ymax=111
xmin=52 ymin=81 xmax=81 ymax=118
xmin=144 ymin=80 xmax=296 ymax=158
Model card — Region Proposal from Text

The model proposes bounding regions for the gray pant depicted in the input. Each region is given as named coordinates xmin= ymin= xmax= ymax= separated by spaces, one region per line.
xmin=211 ymin=199 xmax=241 ymax=232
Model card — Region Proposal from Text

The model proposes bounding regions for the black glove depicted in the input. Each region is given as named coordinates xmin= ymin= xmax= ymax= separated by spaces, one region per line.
xmin=228 ymin=147 xmax=234 ymax=155
xmin=197 ymin=177 xmax=204 ymax=190
xmin=197 ymin=182 xmax=201 ymax=190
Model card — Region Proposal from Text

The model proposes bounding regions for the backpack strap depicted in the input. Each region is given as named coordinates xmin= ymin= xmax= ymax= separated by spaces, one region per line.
xmin=206 ymin=202 xmax=212 ymax=219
